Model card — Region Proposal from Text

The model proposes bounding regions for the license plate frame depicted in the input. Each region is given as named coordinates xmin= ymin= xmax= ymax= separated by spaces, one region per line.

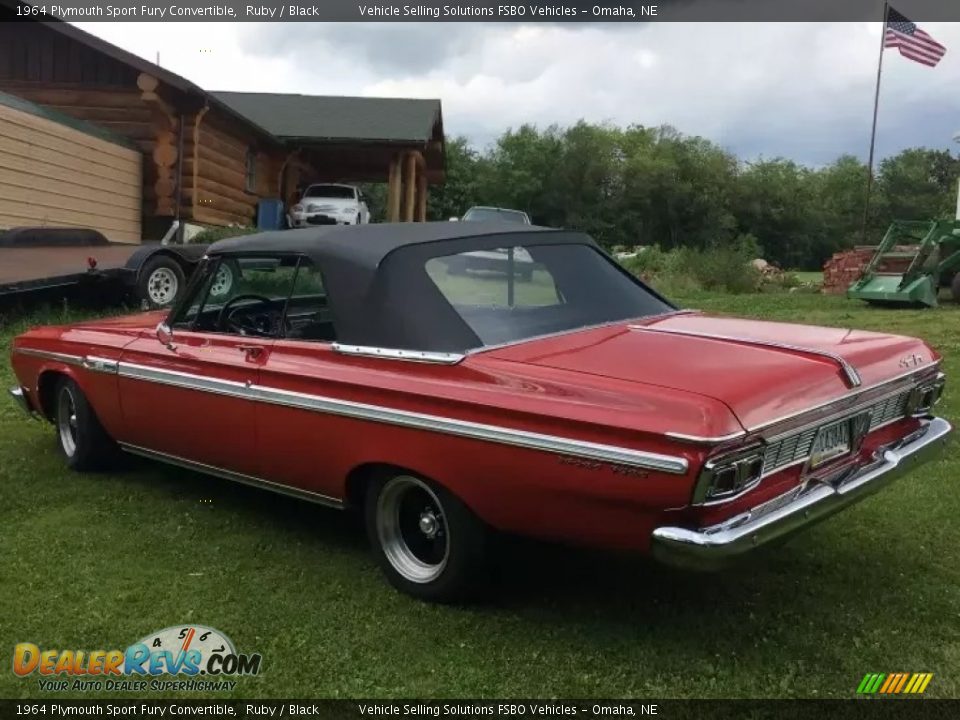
xmin=809 ymin=418 xmax=853 ymax=469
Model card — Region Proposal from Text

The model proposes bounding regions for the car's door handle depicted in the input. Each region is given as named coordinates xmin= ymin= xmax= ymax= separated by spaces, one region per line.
xmin=238 ymin=344 xmax=264 ymax=358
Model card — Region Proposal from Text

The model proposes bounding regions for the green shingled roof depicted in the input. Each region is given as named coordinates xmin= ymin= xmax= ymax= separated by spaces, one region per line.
xmin=211 ymin=91 xmax=442 ymax=143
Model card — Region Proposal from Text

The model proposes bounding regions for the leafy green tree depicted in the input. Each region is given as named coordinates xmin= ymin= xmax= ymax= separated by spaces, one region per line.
xmin=405 ymin=120 xmax=959 ymax=270
xmin=426 ymin=136 xmax=485 ymax=221
xmin=876 ymin=148 xmax=960 ymax=224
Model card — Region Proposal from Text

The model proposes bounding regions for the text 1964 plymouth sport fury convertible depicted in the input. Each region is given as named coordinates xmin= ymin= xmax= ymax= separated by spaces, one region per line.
xmin=8 ymin=223 xmax=952 ymax=601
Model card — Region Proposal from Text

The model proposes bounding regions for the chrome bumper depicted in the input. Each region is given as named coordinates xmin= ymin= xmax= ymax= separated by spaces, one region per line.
xmin=8 ymin=386 xmax=36 ymax=418
xmin=651 ymin=417 xmax=952 ymax=570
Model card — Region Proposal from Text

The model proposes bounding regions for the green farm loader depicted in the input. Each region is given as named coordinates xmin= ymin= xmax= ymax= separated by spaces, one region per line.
xmin=847 ymin=219 xmax=960 ymax=307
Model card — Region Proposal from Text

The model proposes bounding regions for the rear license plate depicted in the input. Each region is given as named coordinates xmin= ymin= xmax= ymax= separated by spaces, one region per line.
xmin=809 ymin=419 xmax=852 ymax=469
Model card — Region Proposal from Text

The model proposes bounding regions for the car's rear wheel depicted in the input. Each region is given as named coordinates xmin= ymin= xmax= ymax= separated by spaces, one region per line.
xmin=54 ymin=378 xmax=115 ymax=471
xmin=366 ymin=472 xmax=487 ymax=602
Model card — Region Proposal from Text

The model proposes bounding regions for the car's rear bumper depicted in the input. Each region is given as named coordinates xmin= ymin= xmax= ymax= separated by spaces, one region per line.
xmin=651 ymin=416 xmax=952 ymax=570
xmin=8 ymin=385 xmax=37 ymax=417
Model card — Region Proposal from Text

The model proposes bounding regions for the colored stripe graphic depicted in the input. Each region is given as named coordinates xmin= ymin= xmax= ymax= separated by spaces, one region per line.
xmin=857 ymin=672 xmax=933 ymax=694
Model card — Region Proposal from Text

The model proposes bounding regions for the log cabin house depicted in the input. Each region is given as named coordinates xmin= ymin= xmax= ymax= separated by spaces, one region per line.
xmin=0 ymin=7 xmax=445 ymax=242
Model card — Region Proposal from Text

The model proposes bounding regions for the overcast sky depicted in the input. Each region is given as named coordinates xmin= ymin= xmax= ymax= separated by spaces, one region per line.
xmin=75 ymin=21 xmax=960 ymax=165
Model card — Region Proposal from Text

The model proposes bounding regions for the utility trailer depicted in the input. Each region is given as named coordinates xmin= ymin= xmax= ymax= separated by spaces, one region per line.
xmin=0 ymin=227 xmax=208 ymax=309
xmin=847 ymin=219 xmax=960 ymax=308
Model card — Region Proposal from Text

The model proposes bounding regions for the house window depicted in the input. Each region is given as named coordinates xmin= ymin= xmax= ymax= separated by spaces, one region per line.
xmin=245 ymin=148 xmax=257 ymax=192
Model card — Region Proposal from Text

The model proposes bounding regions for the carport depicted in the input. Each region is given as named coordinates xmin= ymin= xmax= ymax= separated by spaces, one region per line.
xmin=211 ymin=92 xmax=445 ymax=222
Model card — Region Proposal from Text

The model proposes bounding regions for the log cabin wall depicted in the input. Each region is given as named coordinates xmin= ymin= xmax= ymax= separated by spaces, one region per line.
xmin=190 ymin=110 xmax=283 ymax=227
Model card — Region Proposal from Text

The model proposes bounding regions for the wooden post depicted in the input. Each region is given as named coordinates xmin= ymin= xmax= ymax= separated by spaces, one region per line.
xmin=416 ymin=171 xmax=428 ymax=222
xmin=403 ymin=151 xmax=417 ymax=222
xmin=387 ymin=154 xmax=401 ymax=222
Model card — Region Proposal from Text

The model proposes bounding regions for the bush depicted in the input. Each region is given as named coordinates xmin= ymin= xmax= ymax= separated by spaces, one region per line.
xmin=621 ymin=243 xmax=764 ymax=295
xmin=681 ymin=246 xmax=761 ymax=294
xmin=644 ymin=271 xmax=702 ymax=296
xmin=188 ymin=226 xmax=259 ymax=245
xmin=622 ymin=246 xmax=670 ymax=276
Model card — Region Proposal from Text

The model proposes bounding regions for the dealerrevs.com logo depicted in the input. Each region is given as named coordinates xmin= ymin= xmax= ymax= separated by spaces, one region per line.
xmin=13 ymin=625 xmax=262 ymax=692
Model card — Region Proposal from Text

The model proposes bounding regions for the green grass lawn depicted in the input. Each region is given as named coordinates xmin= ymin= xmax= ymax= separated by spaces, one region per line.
xmin=1 ymin=292 xmax=958 ymax=700
xmin=791 ymin=271 xmax=824 ymax=286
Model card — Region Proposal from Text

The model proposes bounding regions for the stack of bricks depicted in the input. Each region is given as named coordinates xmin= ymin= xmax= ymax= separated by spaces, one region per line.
xmin=821 ymin=247 xmax=877 ymax=294
xmin=821 ymin=245 xmax=922 ymax=293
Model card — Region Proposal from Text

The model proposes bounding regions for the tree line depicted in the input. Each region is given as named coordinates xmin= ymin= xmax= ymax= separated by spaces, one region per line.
xmin=370 ymin=122 xmax=960 ymax=270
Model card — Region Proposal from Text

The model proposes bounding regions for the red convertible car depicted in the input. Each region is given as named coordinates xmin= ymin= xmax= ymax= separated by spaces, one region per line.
xmin=8 ymin=223 xmax=951 ymax=601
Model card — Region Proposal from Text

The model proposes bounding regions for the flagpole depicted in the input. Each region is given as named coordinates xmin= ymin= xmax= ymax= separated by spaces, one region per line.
xmin=862 ymin=1 xmax=889 ymax=243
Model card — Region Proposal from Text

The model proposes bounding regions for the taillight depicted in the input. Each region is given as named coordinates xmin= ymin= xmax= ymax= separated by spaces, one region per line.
xmin=693 ymin=446 xmax=765 ymax=505
xmin=908 ymin=374 xmax=946 ymax=416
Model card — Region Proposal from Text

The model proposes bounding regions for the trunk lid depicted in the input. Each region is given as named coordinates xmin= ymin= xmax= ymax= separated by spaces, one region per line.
xmin=480 ymin=312 xmax=938 ymax=431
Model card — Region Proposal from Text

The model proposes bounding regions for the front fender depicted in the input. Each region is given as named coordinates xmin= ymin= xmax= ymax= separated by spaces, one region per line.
xmin=11 ymin=343 xmax=125 ymax=439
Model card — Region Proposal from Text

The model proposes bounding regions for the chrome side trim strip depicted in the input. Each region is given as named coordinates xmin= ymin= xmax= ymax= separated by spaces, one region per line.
xmin=627 ymin=325 xmax=862 ymax=388
xmin=119 ymin=362 xmax=250 ymax=400
xmin=82 ymin=356 xmax=119 ymax=374
xmin=250 ymin=384 xmax=689 ymax=474
xmin=119 ymin=443 xmax=344 ymax=509
xmin=15 ymin=348 xmax=84 ymax=366
xmin=665 ymin=430 xmax=747 ymax=444
xmin=117 ymin=362 xmax=689 ymax=474
xmin=332 ymin=343 xmax=464 ymax=365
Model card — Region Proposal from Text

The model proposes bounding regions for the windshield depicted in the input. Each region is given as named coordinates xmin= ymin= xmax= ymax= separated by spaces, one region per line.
xmin=302 ymin=185 xmax=355 ymax=199
xmin=424 ymin=243 xmax=671 ymax=347
xmin=462 ymin=207 xmax=529 ymax=223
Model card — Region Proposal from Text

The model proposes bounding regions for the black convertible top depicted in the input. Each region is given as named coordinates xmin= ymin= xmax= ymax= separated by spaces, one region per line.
xmin=205 ymin=222 xmax=670 ymax=352
xmin=209 ymin=221 xmax=569 ymax=268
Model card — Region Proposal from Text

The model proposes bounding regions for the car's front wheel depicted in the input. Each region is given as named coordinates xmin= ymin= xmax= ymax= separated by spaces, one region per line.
xmin=366 ymin=472 xmax=487 ymax=602
xmin=54 ymin=377 xmax=115 ymax=471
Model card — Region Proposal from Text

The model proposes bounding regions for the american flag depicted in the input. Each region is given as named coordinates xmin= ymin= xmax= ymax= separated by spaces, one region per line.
xmin=884 ymin=6 xmax=947 ymax=67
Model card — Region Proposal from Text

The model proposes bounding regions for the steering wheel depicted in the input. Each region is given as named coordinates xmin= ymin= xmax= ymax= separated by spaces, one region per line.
xmin=217 ymin=294 xmax=274 ymax=335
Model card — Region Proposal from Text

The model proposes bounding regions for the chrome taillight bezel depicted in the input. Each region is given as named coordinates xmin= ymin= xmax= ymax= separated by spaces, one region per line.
xmin=693 ymin=445 xmax=765 ymax=506
xmin=907 ymin=373 xmax=945 ymax=417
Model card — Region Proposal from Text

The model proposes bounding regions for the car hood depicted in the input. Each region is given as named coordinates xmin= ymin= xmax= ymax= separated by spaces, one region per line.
xmin=479 ymin=312 xmax=939 ymax=431
xmin=66 ymin=310 xmax=168 ymax=331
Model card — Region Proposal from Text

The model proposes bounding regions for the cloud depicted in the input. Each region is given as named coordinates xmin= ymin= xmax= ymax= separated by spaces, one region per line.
xmin=240 ymin=23 xmax=496 ymax=78
xmin=73 ymin=21 xmax=960 ymax=164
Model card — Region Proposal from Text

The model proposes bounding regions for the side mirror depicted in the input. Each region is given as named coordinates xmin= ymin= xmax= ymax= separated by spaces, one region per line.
xmin=156 ymin=322 xmax=176 ymax=352
xmin=448 ymin=217 xmax=459 ymax=222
